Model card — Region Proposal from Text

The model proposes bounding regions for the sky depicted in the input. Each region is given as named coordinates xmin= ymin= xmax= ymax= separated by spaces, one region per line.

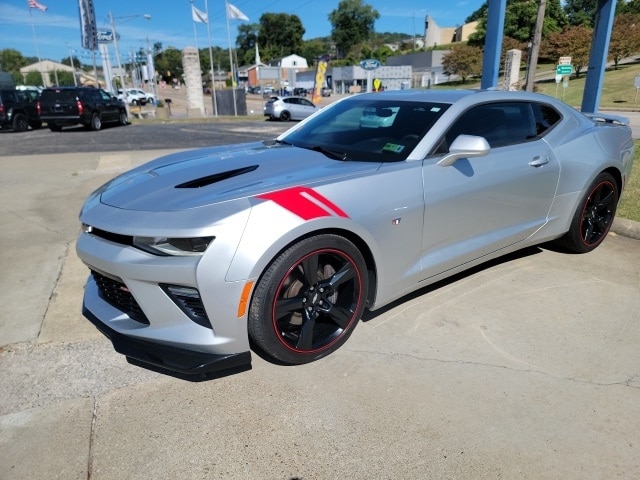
xmin=0 ymin=0 xmax=485 ymax=65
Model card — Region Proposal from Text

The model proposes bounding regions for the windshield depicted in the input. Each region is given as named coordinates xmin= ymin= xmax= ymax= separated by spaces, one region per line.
xmin=280 ymin=98 xmax=450 ymax=161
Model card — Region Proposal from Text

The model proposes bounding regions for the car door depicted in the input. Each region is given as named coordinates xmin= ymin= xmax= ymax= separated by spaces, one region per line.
xmin=98 ymin=89 xmax=118 ymax=122
xmin=420 ymin=101 xmax=561 ymax=277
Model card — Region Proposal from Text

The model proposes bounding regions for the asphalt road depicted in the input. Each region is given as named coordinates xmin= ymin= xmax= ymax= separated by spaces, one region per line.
xmin=1 ymin=117 xmax=639 ymax=479
xmin=0 ymin=118 xmax=290 ymax=156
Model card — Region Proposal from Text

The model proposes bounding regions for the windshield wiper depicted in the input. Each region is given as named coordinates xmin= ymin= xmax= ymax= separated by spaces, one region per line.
xmin=308 ymin=145 xmax=348 ymax=161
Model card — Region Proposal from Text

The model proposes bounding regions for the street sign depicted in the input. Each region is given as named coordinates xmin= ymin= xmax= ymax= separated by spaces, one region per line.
xmin=556 ymin=64 xmax=573 ymax=75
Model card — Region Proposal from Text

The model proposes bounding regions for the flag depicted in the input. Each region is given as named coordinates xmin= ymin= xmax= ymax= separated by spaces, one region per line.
xmin=191 ymin=4 xmax=208 ymax=24
xmin=226 ymin=2 xmax=249 ymax=21
xmin=27 ymin=0 xmax=47 ymax=12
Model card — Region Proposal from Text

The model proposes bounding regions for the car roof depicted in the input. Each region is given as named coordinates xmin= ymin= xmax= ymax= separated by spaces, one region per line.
xmin=353 ymin=88 xmax=567 ymax=108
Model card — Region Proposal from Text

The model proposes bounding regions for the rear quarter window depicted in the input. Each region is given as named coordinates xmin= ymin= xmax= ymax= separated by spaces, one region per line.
xmin=532 ymin=103 xmax=562 ymax=136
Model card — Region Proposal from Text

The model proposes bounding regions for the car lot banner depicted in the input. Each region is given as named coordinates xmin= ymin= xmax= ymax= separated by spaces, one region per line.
xmin=78 ymin=0 xmax=97 ymax=51
xmin=312 ymin=55 xmax=330 ymax=104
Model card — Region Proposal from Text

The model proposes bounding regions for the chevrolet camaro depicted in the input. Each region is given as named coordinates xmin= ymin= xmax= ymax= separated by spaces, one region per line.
xmin=76 ymin=89 xmax=634 ymax=376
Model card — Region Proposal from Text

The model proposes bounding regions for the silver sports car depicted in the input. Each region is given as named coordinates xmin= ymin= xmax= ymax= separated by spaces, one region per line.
xmin=76 ymin=89 xmax=634 ymax=376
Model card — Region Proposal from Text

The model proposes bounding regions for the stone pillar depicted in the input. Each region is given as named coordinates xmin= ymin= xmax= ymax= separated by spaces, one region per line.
xmin=182 ymin=47 xmax=205 ymax=117
xmin=503 ymin=49 xmax=522 ymax=91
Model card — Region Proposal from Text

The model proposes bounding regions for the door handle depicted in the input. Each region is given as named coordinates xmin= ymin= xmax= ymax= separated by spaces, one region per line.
xmin=529 ymin=156 xmax=549 ymax=167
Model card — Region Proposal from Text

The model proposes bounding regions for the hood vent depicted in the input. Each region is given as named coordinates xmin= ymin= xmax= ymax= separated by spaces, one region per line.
xmin=175 ymin=165 xmax=259 ymax=189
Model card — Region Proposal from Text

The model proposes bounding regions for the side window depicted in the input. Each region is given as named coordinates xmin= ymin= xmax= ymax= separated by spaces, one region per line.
xmin=99 ymin=90 xmax=112 ymax=101
xmin=532 ymin=103 xmax=561 ymax=136
xmin=441 ymin=102 xmax=536 ymax=151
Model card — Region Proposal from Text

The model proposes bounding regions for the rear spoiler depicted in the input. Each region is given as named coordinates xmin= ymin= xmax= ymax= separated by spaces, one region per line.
xmin=583 ymin=112 xmax=630 ymax=126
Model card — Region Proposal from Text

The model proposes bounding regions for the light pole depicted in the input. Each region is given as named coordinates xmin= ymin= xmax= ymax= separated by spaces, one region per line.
xmin=67 ymin=44 xmax=78 ymax=86
xmin=108 ymin=11 xmax=151 ymax=93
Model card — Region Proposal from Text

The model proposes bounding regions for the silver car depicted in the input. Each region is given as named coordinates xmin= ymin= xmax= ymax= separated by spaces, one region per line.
xmin=264 ymin=95 xmax=318 ymax=121
xmin=76 ymin=89 xmax=634 ymax=376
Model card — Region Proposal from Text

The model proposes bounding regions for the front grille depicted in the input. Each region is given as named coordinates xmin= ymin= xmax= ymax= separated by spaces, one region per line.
xmin=91 ymin=270 xmax=149 ymax=324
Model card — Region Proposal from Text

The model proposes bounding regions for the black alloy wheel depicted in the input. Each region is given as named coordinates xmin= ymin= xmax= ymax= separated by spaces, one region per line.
xmin=556 ymin=172 xmax=618 ymax=253
xmin=249 ymin=235 xmax=368 ymax=364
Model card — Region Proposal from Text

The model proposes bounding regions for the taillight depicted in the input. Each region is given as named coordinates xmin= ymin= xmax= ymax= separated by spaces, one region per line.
xmin=0 ymin=105 xmax=4 ymax=114
xmin=77 ymin=100 xmax=84 ymax=115
xmin=36 ymin=101 xmax=41 ymax=116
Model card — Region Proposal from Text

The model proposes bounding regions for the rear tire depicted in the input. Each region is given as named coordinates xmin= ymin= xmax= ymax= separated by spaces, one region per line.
xmin=90 ymin=113 xmax=102 ymax=131
xmin=555 ymin=172 xmax=618 ymax=253
xmin=249 ymin=234 xmax=368 ymax=365
xmin=12 ymin=113 xmax=28 ymax=132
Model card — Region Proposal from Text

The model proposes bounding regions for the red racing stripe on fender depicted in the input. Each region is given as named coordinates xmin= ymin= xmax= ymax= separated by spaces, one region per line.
xmin=257 ymin=186 xmax=349 ymax=220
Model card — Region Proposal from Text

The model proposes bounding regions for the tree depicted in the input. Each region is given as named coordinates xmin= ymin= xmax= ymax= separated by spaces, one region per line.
xmin=154 ymin=47 xmax=184 ymax=83
xmin=53 ymin=71 xmax=75 ymax=86
xmin=542 ymin=25 xmax=593 ymax=76
xmin=301 ymin=38 xmax=332 ymax=66
xmin=329 ymin=0 xmax=380 ymax=59
xmin=0 ymin=49 xmax=28 ymax=73
xmin=442 ymin=44 xmax=483 ymax=83
xmin=609 ymin=13 xmax=640 ymax=68
xmin=564 ymin=0 xmax=596 ymax=26
xmin=61 ymin=56 xmax=82 ymax=69
xmin=468 ymin=0 xmax=567 ymax=45
xmin=236 ymin=23 xmax=260 ymax=65
xmin=24 ymin=70 xmax=44 ymax=86
xmin=257 ymin=13 xmax=305 ymax=61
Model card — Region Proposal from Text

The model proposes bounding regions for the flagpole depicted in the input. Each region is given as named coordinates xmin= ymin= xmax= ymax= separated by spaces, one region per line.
xmin=225 ymin=1 xmax=238 ymax=116
xmin=204 ymin=0 xmax=217 ymax=116
xmin=190 ymin=0 xmax=199 ymax=51
xmin=28 ymin=10 xmax=46 ymax=86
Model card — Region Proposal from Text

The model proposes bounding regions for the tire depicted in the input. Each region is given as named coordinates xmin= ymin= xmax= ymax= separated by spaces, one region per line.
xmin=279 ymin=110 xmax=291 ymax=122
xmin=119 ymin=110 xmax=128 ymax=126
xmin=12 ymin=113 xmax=28 ymax=132
xmin=249 ymin=234 xmax=368 ymax=365
xmin=90 ymin=113 xmax=102 ymax=131
xmin=555 ymin=172 xmax=618 ymax=253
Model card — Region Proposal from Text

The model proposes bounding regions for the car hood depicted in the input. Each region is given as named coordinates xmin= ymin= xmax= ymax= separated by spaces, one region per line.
xmin=97 ymin=142 xmax=379 ymax=212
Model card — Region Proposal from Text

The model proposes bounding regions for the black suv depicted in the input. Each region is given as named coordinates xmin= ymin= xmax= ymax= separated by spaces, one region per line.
xmin=38 ymin=87 xmax=128 ymax=131
xmin=0 ymin=89 xmax=42 ymax=132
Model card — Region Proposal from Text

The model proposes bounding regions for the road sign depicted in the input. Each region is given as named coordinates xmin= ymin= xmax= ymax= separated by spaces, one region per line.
xmin=556 ymin=64 xmax=573 ymax=75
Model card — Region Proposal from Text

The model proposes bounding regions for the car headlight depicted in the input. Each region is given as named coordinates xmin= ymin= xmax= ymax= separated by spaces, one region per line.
xmin=132 ymin=236 xmax=215 ymax=256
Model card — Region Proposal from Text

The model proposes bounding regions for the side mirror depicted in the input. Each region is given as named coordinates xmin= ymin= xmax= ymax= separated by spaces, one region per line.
xmin=437 ymin=134 xmax=490 ymax=167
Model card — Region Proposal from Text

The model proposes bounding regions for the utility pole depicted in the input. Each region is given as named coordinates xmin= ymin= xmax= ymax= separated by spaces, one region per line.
xmin=525 ymin=0 xmax=546 ymax=92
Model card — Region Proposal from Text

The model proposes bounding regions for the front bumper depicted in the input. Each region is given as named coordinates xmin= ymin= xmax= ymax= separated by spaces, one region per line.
xmin=83 ymin=304 xmax=251 ymax=375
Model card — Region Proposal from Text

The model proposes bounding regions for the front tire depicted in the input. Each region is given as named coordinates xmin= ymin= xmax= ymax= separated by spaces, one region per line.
xmin=119 ymin=110 xmax=128 ymax=126
xmin=249 ymin=235 xmax=368 ymax=365
xmin=279 ymin=110 xmax=291 ymax=122
xmin=555 ymin=172 xmax=618 ymax=253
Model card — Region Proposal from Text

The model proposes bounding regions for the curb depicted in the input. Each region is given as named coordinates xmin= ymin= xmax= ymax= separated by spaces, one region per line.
xmin=612 ymin=217 xmax=640 ymax=240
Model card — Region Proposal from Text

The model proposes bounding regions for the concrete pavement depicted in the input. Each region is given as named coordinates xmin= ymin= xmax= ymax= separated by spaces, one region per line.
xmin=1 ymin=148 xmax=640 ymax=479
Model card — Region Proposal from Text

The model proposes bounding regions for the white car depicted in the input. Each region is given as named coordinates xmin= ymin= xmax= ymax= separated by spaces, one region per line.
xmin=117 ymin=89 xmax=154 ymax=106
xmin=128 ymin=88 xmax=156 ymax=105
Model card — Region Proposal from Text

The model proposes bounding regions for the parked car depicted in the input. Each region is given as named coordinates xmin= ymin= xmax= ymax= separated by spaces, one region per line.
xmin=0 ymin=88 xmax=42 ymax=131
xmin=127 ymin=88 xmax=156 ymax=105
xmin=39 ymin=86 xmax=128 ymax=131
xmin=292 ymin=87 xmax=307 ymax=96
xmin=264 ymin=95 xmax=319 ymax=121
xmin=117 ymin=88 xmax=148 ymax=105
xmin=321 ymin=87 xmax=332 ymax=97
xmin=76 ymin=89 xmax=634 ymax=376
